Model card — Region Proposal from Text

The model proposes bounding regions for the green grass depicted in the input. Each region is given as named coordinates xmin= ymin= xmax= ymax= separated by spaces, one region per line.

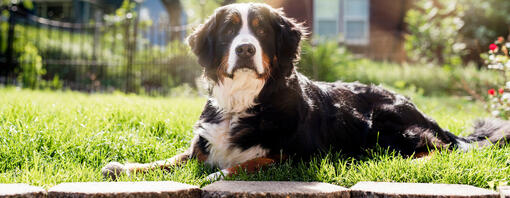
xmin=1 ymin=87 xmax=509 ymax=190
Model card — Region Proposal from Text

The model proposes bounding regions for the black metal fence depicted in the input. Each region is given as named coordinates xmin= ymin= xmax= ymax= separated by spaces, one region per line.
xmin=0 ymin=5 xmax=201 ymax=95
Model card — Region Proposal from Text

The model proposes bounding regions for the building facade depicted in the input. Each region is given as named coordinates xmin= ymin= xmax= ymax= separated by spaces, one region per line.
xmin=268 ymin=0 xmax=412 ymax=62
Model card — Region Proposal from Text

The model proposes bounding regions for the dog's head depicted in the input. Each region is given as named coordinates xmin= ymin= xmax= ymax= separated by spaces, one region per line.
xmin=188 ymin=3 xmax=304 ymax=83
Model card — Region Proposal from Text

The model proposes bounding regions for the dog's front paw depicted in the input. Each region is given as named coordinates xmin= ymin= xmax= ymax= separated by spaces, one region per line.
xmin=206 ymin=169 xmax=229 ymax=181
xmin=101 ymin=162 xmax=128 ymax=181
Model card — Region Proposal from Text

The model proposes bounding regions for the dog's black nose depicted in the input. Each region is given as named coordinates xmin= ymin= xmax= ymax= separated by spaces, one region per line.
xmin=235 ymin=43 xmax=256 ymax=58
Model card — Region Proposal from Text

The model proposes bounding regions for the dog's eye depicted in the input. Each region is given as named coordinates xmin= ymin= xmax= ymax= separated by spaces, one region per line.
xmin=225 ymin=26 xmax=237 ymax=36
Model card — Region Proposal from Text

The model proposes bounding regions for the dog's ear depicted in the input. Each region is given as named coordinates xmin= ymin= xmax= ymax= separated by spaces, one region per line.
xmin=187 ymin=9 xmax=223 ymax=68
xmin=270 ymin=8 xmax=305 ymax=77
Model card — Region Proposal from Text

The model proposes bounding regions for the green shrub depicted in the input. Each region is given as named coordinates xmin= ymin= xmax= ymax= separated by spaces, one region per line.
xmin=17 ymin=43 xmax=45 ymax=89
xmin=40 ymin=75 xmax=64 ymax=90
xmin=335 ymin=60 xmax=502 ymax=96
xmin=297 ymin=41 xmax=354 ymax=82
xmin=404 ymin=0 xmax=465 ymax=66
xmin=483 ymin=37 xmax=510 ymax=119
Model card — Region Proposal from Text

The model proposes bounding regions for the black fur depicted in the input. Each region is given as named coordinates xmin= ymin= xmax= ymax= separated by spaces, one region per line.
xmin=464 ymin=119 xmax=510 ymax=146
xmin=188 ymin=3 xmax=510 ymax=163
xmin=196 ymin=135 xmax=211 ymax=155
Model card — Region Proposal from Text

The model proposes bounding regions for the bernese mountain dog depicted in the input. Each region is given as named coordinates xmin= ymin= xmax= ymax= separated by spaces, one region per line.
xmin=102 ymin=3 xmax=510 ymax=181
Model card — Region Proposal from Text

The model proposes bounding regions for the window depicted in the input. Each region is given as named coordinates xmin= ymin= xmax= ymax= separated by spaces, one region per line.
xmin=343 ymin=0 xmax=369 ymax=45
xmin=313 ymin=0 xmax=340 ymax=39
xmin=314 ymin=0 xmax=370 ymax=45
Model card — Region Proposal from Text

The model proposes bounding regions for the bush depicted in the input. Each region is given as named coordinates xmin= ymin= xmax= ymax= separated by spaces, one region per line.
xmin=404 ymin=0 xmax=465 ymax=66
xmin=297 ymin=41 xmax=354 ymax=82
xmin=41 ymin=75 xmax=64 ymax=90
xmin=461 ymin=0 xmax=510 ymax=65
xmin=336 ymin=60 xmax=502 ymax=96
xmin=405 ymin=0 xmax=510 ymax=66
xmin=484 ymin=36 xmax=510 ymax=119
xmin=17 ymin=43 xmax=45 ymax=89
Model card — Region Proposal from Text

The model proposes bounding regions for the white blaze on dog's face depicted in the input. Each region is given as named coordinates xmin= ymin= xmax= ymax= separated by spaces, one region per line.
xmin=226 ymin=4 xmax=265 ymax=76
xmin=187 ymin=3 xmax=303 ymax=113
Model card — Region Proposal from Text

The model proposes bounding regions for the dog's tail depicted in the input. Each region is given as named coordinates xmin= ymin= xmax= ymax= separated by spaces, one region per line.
xmin=456 ymin=118 xmax=510 ymax=150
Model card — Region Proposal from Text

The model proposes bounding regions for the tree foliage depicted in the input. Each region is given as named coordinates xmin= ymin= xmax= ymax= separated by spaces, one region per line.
xmin=461 ymin=0 xmax=510 ymax=65
xmin=405 ymin=0 xmax=465 ymax=66
xmin=17 ymin=43 xmax=44 ymax=89
xmin=405 ymin=0 xmax=510 ymax=67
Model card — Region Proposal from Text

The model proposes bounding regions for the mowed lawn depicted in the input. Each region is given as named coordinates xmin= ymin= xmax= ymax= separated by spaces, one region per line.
xmin=1 ymin=87 xmax=509 ymax=189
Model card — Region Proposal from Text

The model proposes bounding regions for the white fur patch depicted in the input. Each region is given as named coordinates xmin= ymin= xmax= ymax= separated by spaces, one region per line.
xmin=205 ymin=169 xmax=230 ymax=181
xmin=196 ymin=114 xmax=268 ymax=169
xmin=212 ymin=69 xmax=265 ymax=113
xmin=457 ymin=139 xmax=476 ymax=152
xmin=227 ymin=4 xmax=264 ymax=75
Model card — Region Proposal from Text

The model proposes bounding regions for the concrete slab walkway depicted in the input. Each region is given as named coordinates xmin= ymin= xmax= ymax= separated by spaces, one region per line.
xmin=1 ymin=181 xmax=507 ymax=198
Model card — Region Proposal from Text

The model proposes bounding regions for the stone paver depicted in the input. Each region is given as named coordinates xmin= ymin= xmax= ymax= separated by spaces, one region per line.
xmin=0 ymin=183 xmax=46 ymax=198
xmin=499 ymin=186 xmax=510 ymax=198
xmin=201 ymin=181 xmax=349 ymax=198
xmin=47 ymin=181 xmax=200 ymax=198
xmin=3 ymin=181 xmax=504 ymax=198
xmin=350 ymin=181 xmax=498 ymax=198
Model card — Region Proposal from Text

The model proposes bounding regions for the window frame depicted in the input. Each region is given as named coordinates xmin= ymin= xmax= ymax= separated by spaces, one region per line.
xmin=313 ymin=0 xmax=370 ymax=45
xmin=343 ymin=0 xmax=370 ymax=45
xmin=313 ymin=0 xmax=340 ymax=39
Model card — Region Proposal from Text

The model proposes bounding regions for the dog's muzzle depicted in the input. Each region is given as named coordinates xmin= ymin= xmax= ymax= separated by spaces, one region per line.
xmin=229 ymin=43 xmax=258 ymax=76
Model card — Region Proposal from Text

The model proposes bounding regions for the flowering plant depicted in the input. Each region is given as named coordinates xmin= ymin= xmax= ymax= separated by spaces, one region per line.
xmin=486 ymin=36 xmax=510 ymax=119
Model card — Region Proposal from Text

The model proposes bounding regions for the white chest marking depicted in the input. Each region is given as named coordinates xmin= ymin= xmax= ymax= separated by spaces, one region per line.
xmin=195 ymin=113 xmax=267 ymax=169
xmin=212 ymin=70 xmax=265 ymax=113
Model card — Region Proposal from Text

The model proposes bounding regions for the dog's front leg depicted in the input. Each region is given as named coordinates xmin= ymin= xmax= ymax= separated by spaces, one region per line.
xmin=102 ymin=136 xmax=208 ymax=180
xmin=206 ymin=156 xmax=283 ymax=181
xmin=101 ymin=152 xmax=192 ymax=181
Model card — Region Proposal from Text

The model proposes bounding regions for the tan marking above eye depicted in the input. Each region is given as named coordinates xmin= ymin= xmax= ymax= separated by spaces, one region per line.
xmin=252 ymin=18 xmax=260 ymax=27
xmin=231 ymin=14 xmax=241 ymax=24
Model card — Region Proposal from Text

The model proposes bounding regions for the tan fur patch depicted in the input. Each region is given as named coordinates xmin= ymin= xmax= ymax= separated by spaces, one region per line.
xmin=252 ymin=18 xmax=260 ymax=27
xmin=217 ymin=53 xmax=230 ymax=82
xmin=230 ymin=13 xmax=241 ymax=24
xmin=195 ymin=149 xmax=209 ymax=162
xmin=258 ymin=53 xmax=271 ymax=80
xmin=226 ymin=157 xmax=276 ymax=175
xmin=414 ymin=151 xmax=430 ymax=159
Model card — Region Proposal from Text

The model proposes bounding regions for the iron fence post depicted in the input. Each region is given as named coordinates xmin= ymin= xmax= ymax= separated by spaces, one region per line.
xmin=124 ymin=19 xmax=131 ymax=93
xmin=125 ymin=17 xmax=137 ymax=93
xmin=3 ymin=5 xmax=17 ymax=78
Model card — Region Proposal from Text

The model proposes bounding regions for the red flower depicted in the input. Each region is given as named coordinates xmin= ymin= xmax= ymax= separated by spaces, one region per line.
xmin=499 ymin=88 xmax=505 ymax=94
xmin=488 ymin=89 xmax=496 ymax=96
xmin=490 ymin=44 xmax=498 ymax=51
